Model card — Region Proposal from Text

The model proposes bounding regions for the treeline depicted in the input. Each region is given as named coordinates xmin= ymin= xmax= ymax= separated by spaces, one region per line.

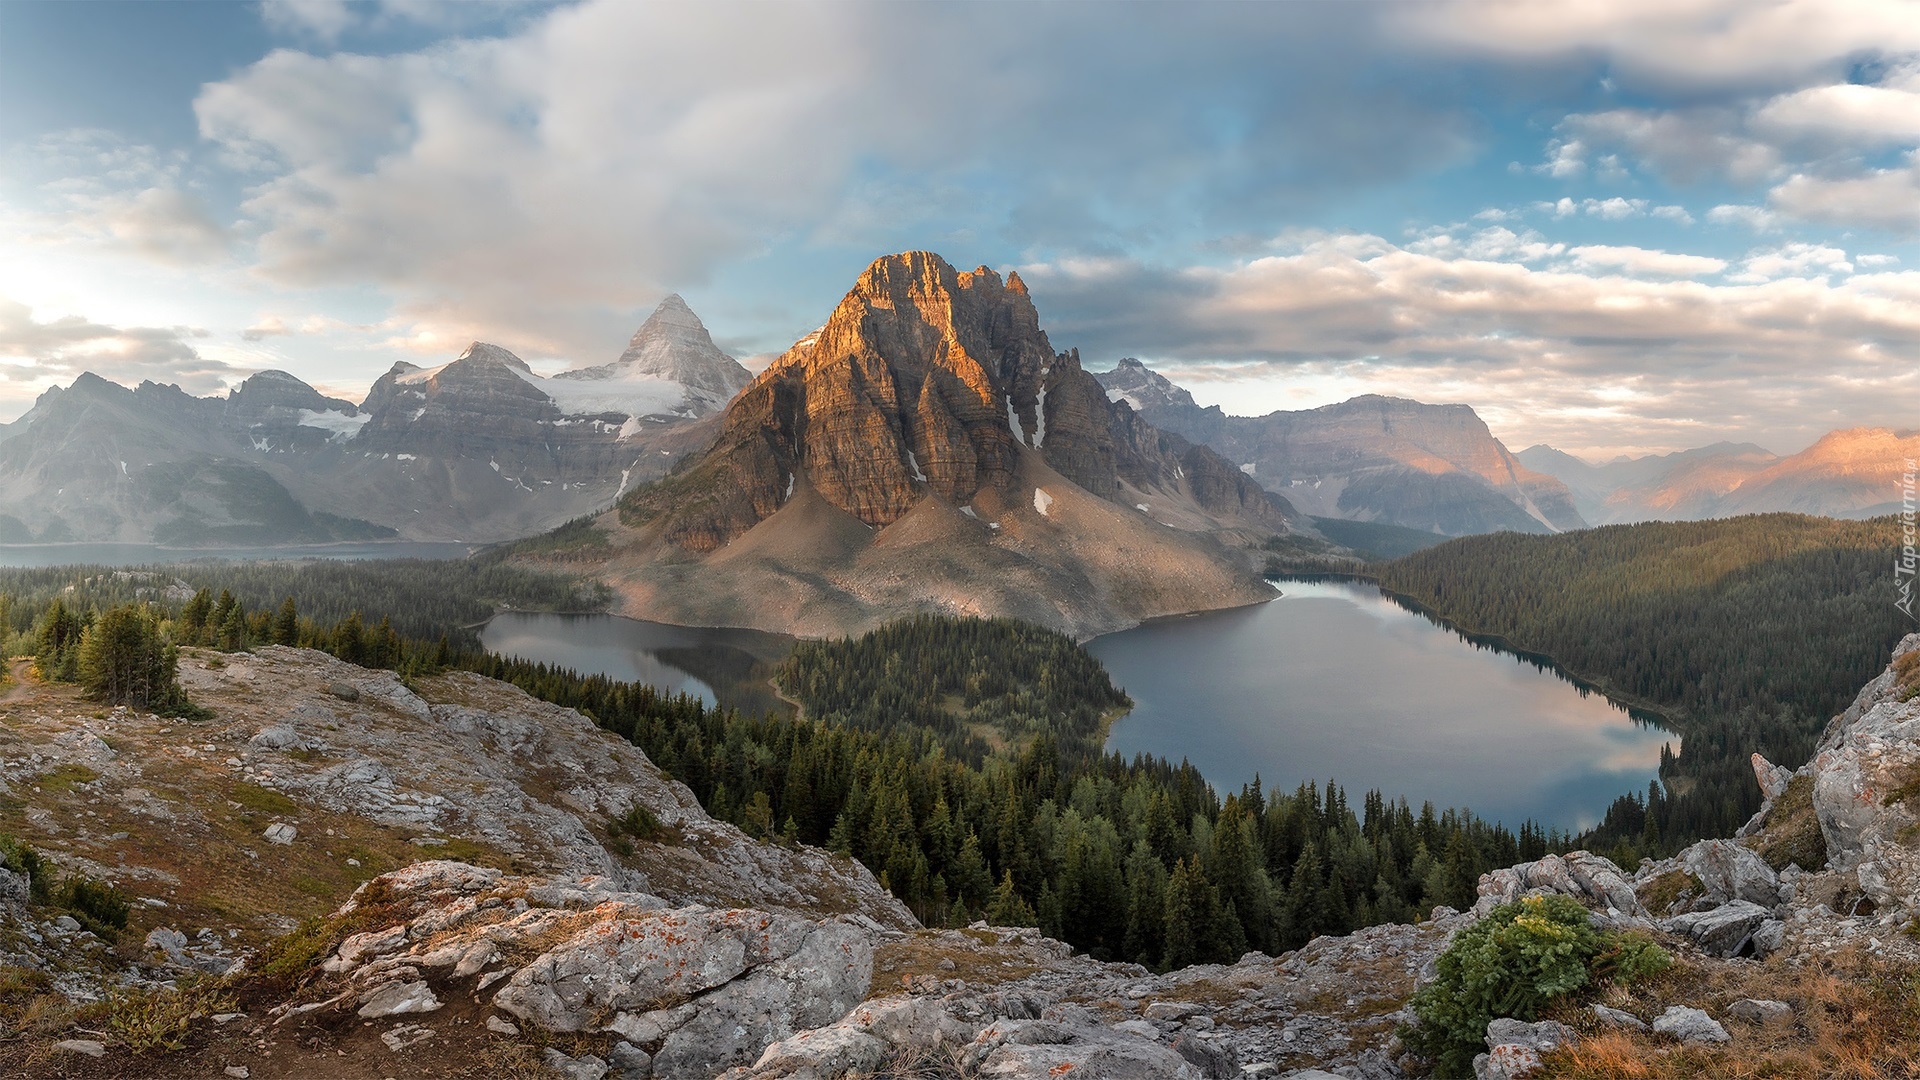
xmin=1375 ymin=514 xmax=1913 ymax=858
xmin=0 ymin=558 xmax=600 ymax=647
xmin=778 ymin=615 xmax=1131 ymax=761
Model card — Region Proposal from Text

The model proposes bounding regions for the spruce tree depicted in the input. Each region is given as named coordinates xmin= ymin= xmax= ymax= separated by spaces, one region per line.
xmin=272 ymin=597 xmax=298 ymax=645
xmin=984 ymin=870 xmax=1037 ymax=927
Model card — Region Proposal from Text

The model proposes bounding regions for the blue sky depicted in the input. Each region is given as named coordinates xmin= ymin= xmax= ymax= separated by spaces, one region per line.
xmin=3 ymin=1 xmax=1920 ymax=458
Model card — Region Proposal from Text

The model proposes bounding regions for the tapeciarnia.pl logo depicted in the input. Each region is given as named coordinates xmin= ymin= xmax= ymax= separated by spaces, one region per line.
xmin=1900 ymin=458 xmax=1916 ymax=620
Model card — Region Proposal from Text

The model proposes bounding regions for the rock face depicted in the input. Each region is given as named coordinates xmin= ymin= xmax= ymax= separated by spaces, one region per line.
xmin=1809 ymin=631 xmax=1920 ymax=911
xmin=0 ymin=297 xmax=746 ymax=543
xmin=598 ymin=252 xmax=1298 ymax=639
xmin=1096 ymin=359 xmax=1583 ymax=536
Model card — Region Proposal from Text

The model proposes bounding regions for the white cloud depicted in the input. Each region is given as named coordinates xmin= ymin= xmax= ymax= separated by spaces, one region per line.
xmin=1706 ymin=204 xmax=1779 ymax=230
xmin=1728 ymin=242 xmax=1853 ymax=282
xmin=0 ymin=297 xmax=241 ymax=402
xmin=1650 ymin=205 xmax=1695 ymax=225
xmin=1559 ymin=108 xmax=1781 ymax=185
xmin=1409 ymin=227 xmax=1563 ymax=262
xmin=1565 ymin=245 xmax=1727 ymax=277
xmin=1753 ymin=79 xmax=1920 ymax=145
xmin=1583 ymin=197 xmax=1648 ymax=220
xmin=1536 ymin=138 xmax=1587 ymax=177
xmin=1391 ymin=0 xmax=1920 ymax=89
xmin=259 ymin=0 xmax=358 ymax=41
xmin=1768 ymin=154 xmax=1920 ymax=233
xmin=1860 ymin=253 xmax=1902 ymax=267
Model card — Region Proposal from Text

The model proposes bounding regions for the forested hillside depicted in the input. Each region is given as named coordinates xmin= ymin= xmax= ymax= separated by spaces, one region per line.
xmin=778 ymin=615 xmax=1130 ymax=760
xmin=1375 ymin=514 xmax=1912 ymax=853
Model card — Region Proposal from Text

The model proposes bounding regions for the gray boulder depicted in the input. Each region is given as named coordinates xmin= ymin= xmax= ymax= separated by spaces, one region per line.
xmin=1484 ymin=1017 xmax=1576 ymax=1053
xmin=1474 ymin=1044 xmax=1544 ymax=1080
xmin=1664 ymin=899 xmax=1774 ymax=957
xmin=1651 ymin=1006 xmax=1730 ymax=1044
xmin=1678 ymin=839 xmax=1780 ymax=906
xmin=1590 ymin=1004 xmax=1646 ymax=1031
xmin=1727 ymin=998 xmax=1791 ymax=1024
xmin=1474 ymin=851 xmax=1647 ymax=920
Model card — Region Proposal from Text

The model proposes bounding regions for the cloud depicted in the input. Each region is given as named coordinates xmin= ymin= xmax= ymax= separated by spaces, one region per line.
xmin=1018 ymin=232 xmax=1920 ymax=452
xmin=1559 ymin=108 xmax=1781 ymax=185
xmin=0 ymin=297 xmax=242 ymax=405
xmin=1728 ymin=242 xmax=1853 ymax=282
xmin=1768 ymin=154 xmax=1920 ymax=233
xmin=1391 ymin=0 xmax=1920 ymax=90
xmin=1752 ymin=72 xmax=1920 ymax=145
xmin=188 ymin=1 xmax=1491 ymax=362
xmin=1706 ymin=204 xmax=1779 ymax=230
xmin=259 ymin=0 xmax=358 ymax=41
xmin=1650 ymin=205 xmax=1695 ymax=225
xmin=1564 ymin=245 xmax=1727 ymax=277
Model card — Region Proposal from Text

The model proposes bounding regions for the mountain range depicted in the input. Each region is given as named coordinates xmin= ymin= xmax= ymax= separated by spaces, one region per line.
xmin=0 ymin=295 xmax=748 ymax=544
xmin=1518 ymin=427 xmax=1920 ymax=524
xmin=1094 ymin=358 xmax=1586 ymax=536
xmin=584 ymin=251 xmax=1301 ymax=638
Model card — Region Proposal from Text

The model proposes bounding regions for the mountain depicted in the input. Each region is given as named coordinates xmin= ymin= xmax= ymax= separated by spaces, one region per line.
xmin=1521 ymin=429 xmax=1917 ymax=522
xmin=556 ymin=292 xmax=753 ymax=416
xmin=589 ymin=251 xmax=1301 ymax=638
xmin=0 ymin=298 xmax=749 ymax=544
xmin=1095 ymin=358 xmax=1585 ymax=536
xmin=1710 ymin=427 xmax=1920 ymax=519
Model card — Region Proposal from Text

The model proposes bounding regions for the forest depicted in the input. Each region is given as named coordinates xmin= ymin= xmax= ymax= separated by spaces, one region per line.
xmin=1374 ymin=513 xmax=1912 ymax=856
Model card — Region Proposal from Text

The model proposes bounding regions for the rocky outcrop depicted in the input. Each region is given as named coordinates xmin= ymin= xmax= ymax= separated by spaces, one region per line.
xmin=1095 ymin=359 xmax=1584 ymax=536
xmin=1808 ymin=632 xmax=1920 ymax=911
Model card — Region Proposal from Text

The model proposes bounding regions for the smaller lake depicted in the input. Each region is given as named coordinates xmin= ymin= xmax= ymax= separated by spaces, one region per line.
xmin=480 ymin=612 xmax=794 ymax=717
xmin=1089 ymin=580 xmax=1671 ymax=831
xmin=0 ymin=541 xmax=479 ymax=568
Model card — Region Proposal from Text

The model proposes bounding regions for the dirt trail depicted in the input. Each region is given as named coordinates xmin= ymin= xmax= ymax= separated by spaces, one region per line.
xmin=0 ymin=658 xmax=31 ymax=703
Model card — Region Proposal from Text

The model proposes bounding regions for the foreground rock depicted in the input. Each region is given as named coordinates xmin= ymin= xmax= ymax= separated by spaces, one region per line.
xmin=272 ymin=861 xmax=878 ymax=1078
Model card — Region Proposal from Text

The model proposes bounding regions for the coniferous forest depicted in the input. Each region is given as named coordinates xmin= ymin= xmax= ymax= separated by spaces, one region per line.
xmin=1374 ymin=513 xmax=1913 ymax=857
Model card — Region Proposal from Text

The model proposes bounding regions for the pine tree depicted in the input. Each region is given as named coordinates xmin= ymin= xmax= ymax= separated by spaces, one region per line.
xmin=180 ymin=589 xmax=213 ymax=642
xmin=1123 ymin=840 xmax=1169 ymax=968
xmin=218 ymin=601 xmax=247 ymax=652
xmin=272 ymin=597 xmax=298 ymax=645
xmin=984 ymin=870 xmax=1037 ymax=928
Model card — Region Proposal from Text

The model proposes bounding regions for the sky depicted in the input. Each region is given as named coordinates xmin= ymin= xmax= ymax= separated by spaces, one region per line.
xmin=3 ymin=1 xmax=1920 ymax=460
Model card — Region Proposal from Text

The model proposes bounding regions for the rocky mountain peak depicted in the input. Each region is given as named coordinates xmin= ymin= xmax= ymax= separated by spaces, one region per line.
xmin=555 ymin=293 xmax=751 ymax=416
xmin=1096 ymin=357 xmax=1202 ymax=414
xmin=455 ymin=341 xmax=532 ymax=372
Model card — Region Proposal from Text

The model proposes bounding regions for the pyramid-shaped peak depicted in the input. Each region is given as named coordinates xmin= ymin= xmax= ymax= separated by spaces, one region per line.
xmin=456 ymin=342 xmax=531 ymax=371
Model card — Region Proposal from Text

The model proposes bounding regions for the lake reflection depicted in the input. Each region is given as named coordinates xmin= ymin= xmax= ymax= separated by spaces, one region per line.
xmin=1088 ymin=579 xmax=1670 ymax=830
xmin=480 ymin=612 xmax=794 ymax=717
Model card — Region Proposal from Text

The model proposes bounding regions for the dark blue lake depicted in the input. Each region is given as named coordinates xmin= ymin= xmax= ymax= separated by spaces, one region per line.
xmin=1087 ymin=579 xmax=1670 ymax=830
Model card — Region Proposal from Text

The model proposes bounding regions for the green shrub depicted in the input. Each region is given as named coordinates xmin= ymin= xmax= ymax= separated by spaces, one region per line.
xmin=0 ymin=835 xmax=49 ymax=903
xmin=608 ymin=803 xmax=663 ymax=843
xmin=91 ymin=979 xmax=235 ymax=1053
xmin=1405 ymin=894 xmax=1670 ymax=1076
xmin=54 ymin=876 xmax=131 ymax=937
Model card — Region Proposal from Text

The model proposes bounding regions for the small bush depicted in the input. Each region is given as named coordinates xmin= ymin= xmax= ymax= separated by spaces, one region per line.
xmin=89 ymin=979 xmax=235 ymax=1054
xmin=1405 ymin=894 xmax=1671 ymax=1076
xmin=54 ymin=876 xmax=131 ymax=937
xmin=0 ymin=835 xmax=50 ymax=903
xmin=608 ymin=803 xmax=663 ymax=843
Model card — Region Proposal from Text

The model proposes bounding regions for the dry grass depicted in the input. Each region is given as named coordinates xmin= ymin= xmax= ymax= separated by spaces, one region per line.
xmin=1638 ymin=870 xmax=1704 ymax=916
xmin=1544 ymin=946 xmax=1920 ymax=1079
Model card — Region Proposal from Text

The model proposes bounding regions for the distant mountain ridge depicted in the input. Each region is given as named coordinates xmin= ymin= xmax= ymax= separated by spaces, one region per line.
xmin=586 ymin=251 xmax=1302 ymax=638
xmin=0 ymin=296 xmax=748 ymax=544
xmin=1520 ymin=428 xmax=1919 ymax=523
xmin=1094 ymin=358 xmax=1585 ymax=536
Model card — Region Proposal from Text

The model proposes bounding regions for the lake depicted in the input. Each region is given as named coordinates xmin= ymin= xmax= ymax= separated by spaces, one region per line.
xmin=476 ymin=581 xmax=1670 ymax=832
xmin=0 ymin=541 xmax=480 ymax=568
xmin=480 ymin=612 xmax=795 ymax=718
xmin=1087 ymin=579 xmax=1670 ymax=830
